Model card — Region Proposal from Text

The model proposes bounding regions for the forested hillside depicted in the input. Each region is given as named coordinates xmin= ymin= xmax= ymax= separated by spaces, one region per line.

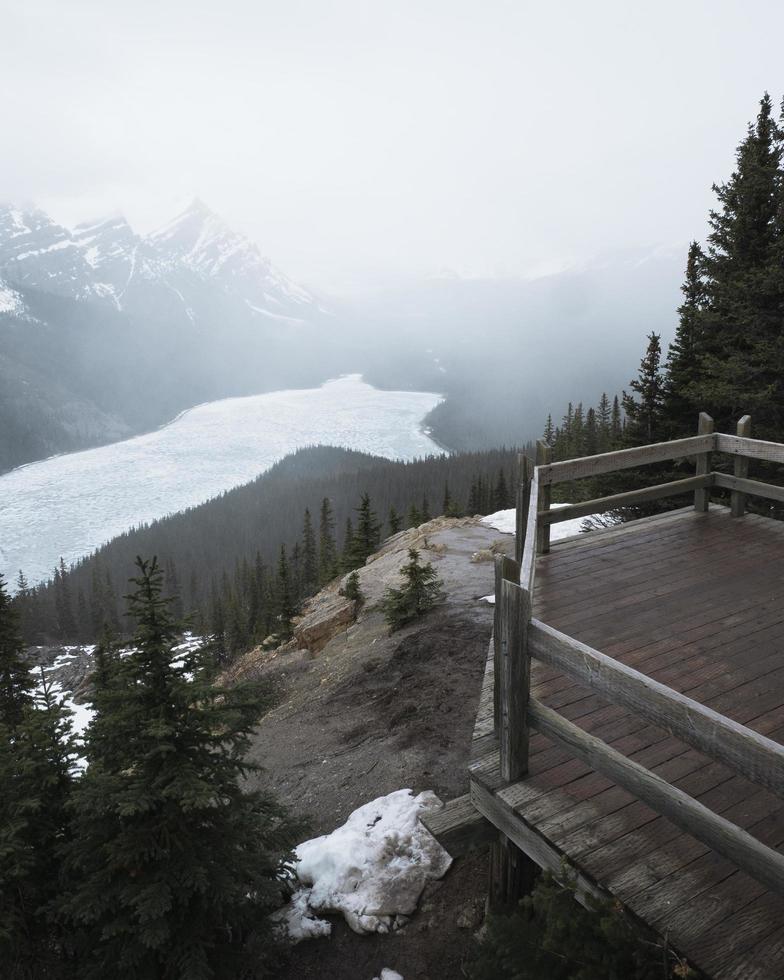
xmin=15 ymin=444 xmax=528 ymax=652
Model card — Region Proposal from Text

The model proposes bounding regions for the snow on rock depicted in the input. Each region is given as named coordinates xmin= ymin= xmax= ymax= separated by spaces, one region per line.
xmin=373 ymin=971 xmax=404 ymax=980
xmin=274 ymin=789 xmax=452 ymax=941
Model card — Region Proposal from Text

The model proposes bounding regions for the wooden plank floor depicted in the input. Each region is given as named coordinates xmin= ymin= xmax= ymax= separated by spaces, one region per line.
xmin=470 ymin=506 xmax=784 ymax=980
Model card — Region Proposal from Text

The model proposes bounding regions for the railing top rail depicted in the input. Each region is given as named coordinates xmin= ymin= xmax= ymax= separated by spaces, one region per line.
xmin=538 ymin=433 xmax=714 ymax=486
xmin=716 ymin=432 xmax=784 ymax=464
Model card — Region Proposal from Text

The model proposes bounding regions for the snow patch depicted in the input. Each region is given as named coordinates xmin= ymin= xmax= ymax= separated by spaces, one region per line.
xmin=274 ymin=789 xmax=451 ymax=942
xmin=374 ymin=971 xmax=404 ymax=980
xmin=482 ymin=503 xmax=606 ymax=543
xmin=0 ymin=280 xmax=24 ymax=315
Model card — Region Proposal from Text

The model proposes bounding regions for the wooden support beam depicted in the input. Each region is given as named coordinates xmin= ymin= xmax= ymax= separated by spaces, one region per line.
xmin=694 ymin=412 xmax=714 ymax=512
xmin=528 ymin=619 xmax=784 ymax=796
xmin=537 ymin=475 xmax=712 ymax=525
xmin=713 ymin=471 xmax=784 ymax=505
xmin=471 ymin=779 xmax=607 ymax=909
xmin=731 ymin=415 xmax=752 ymax=517
xmin=493 ymin=555 xmax=520 ymax=737
xmin=420 ymin=794 xmax=496 ymax=858
xmin=519 ymin=470 xmax=539 ymax=594
xmin=499 ymin=579 xmax=531 ymax=781
xmin=538 ymin=433 xmax=715 ymax=486
xmin=527 ymin=698 xmax=784 ymax=899
xmin=535 ymin=440 xmax=553 ymax=554
xmin=515 ymin=454 xmax=533 ymax=564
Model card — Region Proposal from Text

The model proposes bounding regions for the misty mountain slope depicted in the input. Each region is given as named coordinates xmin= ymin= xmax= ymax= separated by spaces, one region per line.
xmin=0 ymin=201 xmax=342 ymax=473
xmin=348 ymin=246 xmax=686 ymax=448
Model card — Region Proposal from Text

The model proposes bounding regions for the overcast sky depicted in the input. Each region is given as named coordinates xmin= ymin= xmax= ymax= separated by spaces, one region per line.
xmin=4 ymin=1 xmax=784 ymax=292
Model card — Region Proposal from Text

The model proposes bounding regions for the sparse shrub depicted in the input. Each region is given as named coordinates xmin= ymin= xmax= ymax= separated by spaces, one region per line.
xmin=381 ymin=548 xmax=445 ymax=631
xmin=470 ymin=868 xmax=697 ymax=980
xmin=341 ymin=570 xmax=364 ymax=604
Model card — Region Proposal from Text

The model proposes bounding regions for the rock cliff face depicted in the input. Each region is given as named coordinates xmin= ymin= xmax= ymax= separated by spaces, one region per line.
xmin=234 ymin=516 xmax=514 ymax=980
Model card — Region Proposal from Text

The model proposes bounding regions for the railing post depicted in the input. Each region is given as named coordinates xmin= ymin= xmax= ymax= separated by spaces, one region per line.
xmin=493 ymin=555 xmax=520 ymax=737
xmin=694 ymin=412 xmax=714 ymax=512
xmin=535 ymin=440 xmax=553 ymax=554
xmin=499 ymin=577 xmax=531 ymax=781
xmin=515 ymin=454 xmax=533 ymax=564
xmin=731 ymin=415 xmax=752 ymax=517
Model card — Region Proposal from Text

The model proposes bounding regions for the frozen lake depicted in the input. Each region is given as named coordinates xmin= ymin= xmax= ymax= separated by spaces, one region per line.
xmin=0 ymin=375 xmax=443 ymax=586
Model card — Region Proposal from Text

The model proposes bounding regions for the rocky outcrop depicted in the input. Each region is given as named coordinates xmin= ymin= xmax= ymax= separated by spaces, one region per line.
xmin=294 ymin=591 xmax=357 ymax=653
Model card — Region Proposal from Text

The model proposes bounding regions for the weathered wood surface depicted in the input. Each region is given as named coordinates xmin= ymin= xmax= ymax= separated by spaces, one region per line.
xmin=731 ymin=415 xmax=752 ymax=517
xmin=535 ymin=441 xmax=552 ymax=554
xmin=714 ymin=471 xmax=784 ymax=505
xmin=515 ymin=454 xmax=533 ymax=564
xmin=694 ymin=411 xmax=714 ymax=511
xmin=493 ymin=555 xmax=519 ymax=736
xmin=472 ymin=507 xmax=784 ymax=980
xmin=499 ymin=578 xmax=531 ymax=781
xmin=420 ymin=794 xmax=496 ymax=857
xmin=716 ymin=432 xmax=784 ymax=464
xmin=538 ymin=474 xmax=712 ymax=525
xmin=538 ymin=433 xmax=714 ymax=485
xmin=528 ymin=619 xmax=784 ymax=796
xmin=527 ymin=697 xmax=784 ymax=898
xmin=519 ymin=470 xmax=539 ymax=593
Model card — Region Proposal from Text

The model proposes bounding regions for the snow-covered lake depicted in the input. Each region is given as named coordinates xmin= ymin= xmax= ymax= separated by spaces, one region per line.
xmin=0 ymin=375 xmax=443 ymax=586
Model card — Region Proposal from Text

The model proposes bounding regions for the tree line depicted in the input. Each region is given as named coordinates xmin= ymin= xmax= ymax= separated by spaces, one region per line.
xmin=14 ymin=445 xmax=527 ymax=653
xmin=544 ymin=93 xmax=784 ymax=505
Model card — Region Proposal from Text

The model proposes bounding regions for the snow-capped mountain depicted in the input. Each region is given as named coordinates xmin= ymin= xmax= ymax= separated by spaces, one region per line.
xmin=0 ymin=199 xmax=319 ymax=323
xmin=148 ymin=198 xmax=315 ymax=322
xmin=0 ymin=206 xmax=101 ymax=302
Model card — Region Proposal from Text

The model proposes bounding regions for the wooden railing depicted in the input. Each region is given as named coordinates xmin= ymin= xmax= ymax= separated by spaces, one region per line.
xmin=492 ymin=413 xmax=784 ymax=897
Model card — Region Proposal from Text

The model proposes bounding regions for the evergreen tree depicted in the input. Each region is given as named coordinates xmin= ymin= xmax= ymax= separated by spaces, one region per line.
xmin=54 ymin=558 xmax=76 ymax=643
xmin=0 ymin=673 xmax=75 ymax=978
xmin=301 ymin=508 xmax=318 ymax=596
xmin=340 ymin=517 xmax=355 ymax=572
xmin=388 ymin=505 xmax=402 ymax=535
xmin=0 ymin=574 xmax=34 ymax=728
xmin=406 ymin=502 xmax=423 ymax=527
xmin=318 ymin=498 xmax=338 ymax=584
xmin=662 ymin=242 xmax=708 ymax=437
xmin=346 ymin=493 xmax=381 ymax=569
xmin=584 ymin=407 xmax=598 ymax=456
xmin=275 ymin=545 xmax=295 ymax=639
xmin=610 ymin=395 xmax=623 ymax=446
xmin=381 ymin=549 xmax=446 ymax=631
xmin=543 ymin=414 xmax=555 ymax=446
xmin=623 ymin=333 xmax=665 ymax=445
xmin=341 ymin=570 xmax=364 ymax=604
xmin=597 ymin=393 xmax=611 ymax=450
xmin=442 ymin=482 xmax=452 ymax=516
xmin=62 ymin=557 xmax=297 ymax=979
xmin=421 ymin=494 xmax=431 ymax=523
xmin=493 ymin=469 xmax=511 ymax=510
xmin=694 ymin=92 xmax=784 ymax=436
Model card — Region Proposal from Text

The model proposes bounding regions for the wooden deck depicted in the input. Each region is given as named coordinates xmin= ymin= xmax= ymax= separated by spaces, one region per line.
xmin=471 ymin=506 xmax=784 ymax=980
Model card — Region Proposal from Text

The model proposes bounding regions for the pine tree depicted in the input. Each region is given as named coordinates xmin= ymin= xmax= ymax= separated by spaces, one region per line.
xmin=275 ymin=545 xmax=295 ymax=639
xmin=493 ymin=469 xmax=511 ymax=510
xmin=584 ymin=407 xmax=598 ymax=456
xmin=662 ymin=242 xmax=708 ymax=437
xmin=406 ymin=502 xmax=423 ymax=528
xmin=442 ymin=482 xmax=452 ymax=516
xmin=346 ymin=493 xmax=381 ymax=569
xmin=388 ymin=505 xmax=402 ymax=535
xmin=623 ymin=333 xmax=665 ymax=445
xmin=0 ymin=574 xmax=34 ymax=728
xmin=301 ymin=508 xmax=318 ymax=596
xmin=543 ymin=414 xmax=555 ymax=446
xmin=596 ymin=393 xmax=612 ymax=450
xmin=610 ymin=395 xmax=623 ymax=446
xmin=54 ymin=558 xmax=76 ymax=643
xmin=694 ymin=92 xmax=784 ymax=436
xmin=0 ymin=672 xmax=75 ymax=978
xmin=381 ymin=549 xmax=446 ymax=631
xmin=318 ymin=498 xmax=338 ymax=584
xmin=421 ymin=494 xmax=431 ymax=523
xmin=61 ymin=557 xmax=297 ymax=979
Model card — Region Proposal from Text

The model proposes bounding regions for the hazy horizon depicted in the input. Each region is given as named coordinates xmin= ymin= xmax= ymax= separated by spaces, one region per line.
xmin=5 ymin=1 xmax=784 ymax=294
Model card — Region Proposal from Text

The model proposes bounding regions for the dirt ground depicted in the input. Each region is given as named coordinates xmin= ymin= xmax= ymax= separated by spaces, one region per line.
xmin=243 ymin=519 xmax=513 ymax=980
